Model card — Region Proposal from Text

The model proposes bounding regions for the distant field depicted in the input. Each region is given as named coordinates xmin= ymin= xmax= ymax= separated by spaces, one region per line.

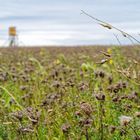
xmin=0 ymin=46 xmax=140 ymax=140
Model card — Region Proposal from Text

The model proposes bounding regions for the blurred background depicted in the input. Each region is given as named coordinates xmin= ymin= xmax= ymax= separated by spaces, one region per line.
xmin=0 ymin=0 xmax=140 ymax=46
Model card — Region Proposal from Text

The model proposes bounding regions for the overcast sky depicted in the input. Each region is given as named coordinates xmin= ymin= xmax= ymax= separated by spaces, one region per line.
xmin=0 ymin=0 xmax=140 ymax=46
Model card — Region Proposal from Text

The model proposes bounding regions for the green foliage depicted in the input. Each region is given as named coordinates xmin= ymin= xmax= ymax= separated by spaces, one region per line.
xmin=0 ymin=47 xmax=139 ymax=139
xmin=0 ymin=124 xmax=8 ymax=140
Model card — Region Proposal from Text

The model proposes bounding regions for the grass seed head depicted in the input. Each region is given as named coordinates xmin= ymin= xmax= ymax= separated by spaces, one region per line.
xmin=109 ymin=125 xmax=116 ymax=134
xmin=135 ymin=112 xmax=140 ymax=118
xmin=95 ymin=93 xmax=105 ymax=101
xmin=61 ymin=123 xmax=71 ymax=134
xmin=80 ymin=102 xmax=93 ymax=116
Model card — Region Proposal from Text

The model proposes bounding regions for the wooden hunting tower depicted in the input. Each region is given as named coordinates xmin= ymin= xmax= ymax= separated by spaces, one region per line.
xmin=9 ymin=26 xmax=18 ymax=47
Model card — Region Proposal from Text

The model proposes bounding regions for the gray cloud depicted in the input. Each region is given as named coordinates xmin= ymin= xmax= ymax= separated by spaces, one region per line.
xmin=0 ymin=0 xmax=140 ymax=46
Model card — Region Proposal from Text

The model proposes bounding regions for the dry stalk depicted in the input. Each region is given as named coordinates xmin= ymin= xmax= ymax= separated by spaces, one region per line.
xmin=81 ymin=10 xmax=140 ymax=44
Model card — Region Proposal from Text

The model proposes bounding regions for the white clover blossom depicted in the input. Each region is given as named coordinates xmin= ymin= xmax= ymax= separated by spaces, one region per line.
xmin=119 ymin=115 xmax=133 ymax=126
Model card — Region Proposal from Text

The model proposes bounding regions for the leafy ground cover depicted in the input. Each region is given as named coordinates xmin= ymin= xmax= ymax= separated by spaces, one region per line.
xmin=0 ymin=46 xmax=140 ymax=140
